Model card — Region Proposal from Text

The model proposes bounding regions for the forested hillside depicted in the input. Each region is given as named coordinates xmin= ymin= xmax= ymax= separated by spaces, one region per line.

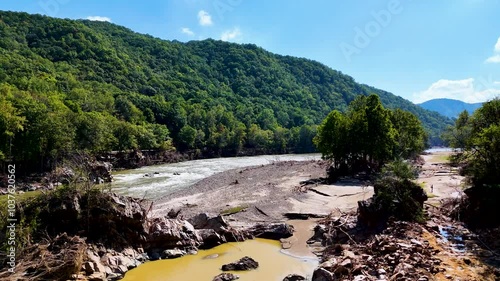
xmin=0 ymin=11 xmax=452 ymax=172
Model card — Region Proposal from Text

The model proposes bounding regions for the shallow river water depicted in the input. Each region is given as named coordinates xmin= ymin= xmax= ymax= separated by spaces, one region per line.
xmin=121 ymin=238 xmax=318 ymax=281
xmin=111 ymin=153 xmax=320 ymax=199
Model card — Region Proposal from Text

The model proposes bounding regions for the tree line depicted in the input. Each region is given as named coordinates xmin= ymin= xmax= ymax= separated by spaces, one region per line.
xmin=444 ymin=99 xmax=500 ymax=227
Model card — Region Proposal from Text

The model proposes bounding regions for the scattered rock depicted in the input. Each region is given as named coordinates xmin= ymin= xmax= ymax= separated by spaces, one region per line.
xmin=188 ymin=213 xmax=229 ymax=233
xmin=88 ymin=272 xmax=107 ymax=281
xmin=221 ymin=256 xmax=259 ymax=271
xmin=248 ymin=223 xmax=294 ymax=240
xmin=197 ymin=229 xmax=226 ymax=249
xmin=167 ymin=207 xmax=181 ymax=218
xmin=148 ymin=218 xmax=201 ymax=248
xmin=283 ymin=274 xmax=306 ymax=281
xmin=312 ymin=218 xmax=449 ymax=281
xmin=161 ymin=249 xmax=186 ymax=259
xmin=312 ymin=267 xmax=334 ymax=281
xmin=212 ymin=273 xmax=240 ymax=281
xmin=89 ymin=161 xmax=113 ymax=183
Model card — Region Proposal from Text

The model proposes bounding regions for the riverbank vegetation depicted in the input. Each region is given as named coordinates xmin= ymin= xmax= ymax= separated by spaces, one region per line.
xmin=314 ymin=94 xmax=426 ymax=180
xmin=0 ymin=11 xmax=451 ymax=175
xmin=444 ymin=98 xmax=500 ymax=227
xmin=315 ymin=95 xmax=428 ymax=224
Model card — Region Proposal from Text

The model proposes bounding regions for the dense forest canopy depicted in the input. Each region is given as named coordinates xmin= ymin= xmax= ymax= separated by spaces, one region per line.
xmin=0 ymin=11 xmax=452 ymax=172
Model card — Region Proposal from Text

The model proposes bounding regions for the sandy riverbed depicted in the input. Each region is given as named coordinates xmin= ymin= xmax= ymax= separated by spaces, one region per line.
xmin=153 ymin=160 xmax=374 ymax=223
xmin=416 ymin=151 xmax=465 ymax=205
xmin=152 ymin=151 xmax=464 ymax=258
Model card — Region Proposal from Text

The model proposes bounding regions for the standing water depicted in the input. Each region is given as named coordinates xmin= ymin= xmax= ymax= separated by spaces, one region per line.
xmin=111 ymin=154 xmax=320 ymax=199
xmin=121 ymin=239 xmax=318 ymax=281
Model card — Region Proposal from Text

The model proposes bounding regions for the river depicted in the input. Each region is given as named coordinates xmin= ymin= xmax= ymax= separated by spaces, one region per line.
xmin=111 ymin=153 xmax=321 ymax=199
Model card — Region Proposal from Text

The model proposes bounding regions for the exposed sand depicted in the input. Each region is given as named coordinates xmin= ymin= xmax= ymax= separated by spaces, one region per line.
xmin=416 ymin=151 xmax=465 ymax=205
xmin=153 ymin=160 xmax=373 ymax=224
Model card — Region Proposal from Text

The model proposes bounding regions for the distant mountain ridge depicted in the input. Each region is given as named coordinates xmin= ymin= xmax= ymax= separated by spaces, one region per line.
xmin=418 ymin=98 xmax=483 ymax=119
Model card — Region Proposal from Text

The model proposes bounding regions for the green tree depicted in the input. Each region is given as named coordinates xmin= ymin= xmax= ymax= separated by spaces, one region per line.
xmin=0 ymin=84 xmax=26 ymax=160
xmin=390 ymin=109 xmax=427 ymax=159
xmin=178 ymin=125 xmax=197 ymax=150
xmin=443 ymin=110 xmax=471 ymax=149
xmin=315 ymin=94 xmax=424 ymax=178
xmin=313 ymin=110 xmax=350 ymax=169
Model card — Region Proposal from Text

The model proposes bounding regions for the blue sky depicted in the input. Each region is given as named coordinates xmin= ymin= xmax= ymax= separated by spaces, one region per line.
xmin=2 ymin=0 xmax=500 ymax=103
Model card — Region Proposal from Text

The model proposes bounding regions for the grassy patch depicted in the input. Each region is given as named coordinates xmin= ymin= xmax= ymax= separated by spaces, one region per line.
xmin=0 ymin=190 xmax=42 ymax=209
xmin=220 ymin=205 xmax=248 ymax=215
xmin=430 ymin=154 xmax=450 ymax=163
xmin=426 ymin=193 xmax=438 ymax=198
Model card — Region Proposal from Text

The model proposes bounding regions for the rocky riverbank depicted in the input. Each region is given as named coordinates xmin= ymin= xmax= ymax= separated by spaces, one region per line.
xmin=0 ymin=190 xmax=296 ymax=281
xmin=2 ymin=151 xmax=500 ymax=281
xmin=308 ymin=212 xmax=500 ymax=281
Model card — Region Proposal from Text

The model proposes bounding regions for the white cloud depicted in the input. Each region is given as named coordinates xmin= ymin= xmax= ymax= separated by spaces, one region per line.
xmin=198 ymin=10 xmax=213 ymax=26
xmin=486 ymin=54 xmax=500 ymax=63
xmin=86 ymin=16 xmax=111 ymax=22
xmin=485 ymin=37 xmax=500 ymax=63
xmin=412 ymin=78 xmax=500 ymax=103
xmin=181 ymin=27 xmax=195 ymax=36
xmin=220 ymin=27 xmax=242 ymax=42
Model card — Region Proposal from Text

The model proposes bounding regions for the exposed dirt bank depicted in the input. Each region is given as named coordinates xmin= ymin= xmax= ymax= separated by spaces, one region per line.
xmin=154 ymin=160 xmax=373 ymax=225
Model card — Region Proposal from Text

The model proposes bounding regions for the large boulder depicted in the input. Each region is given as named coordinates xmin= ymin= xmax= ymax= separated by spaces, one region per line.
xmin=85 ymin=193 xmax=149 ymax=246
xmin=248 ymin=223 xmax=294 ymax=240
xmin=221 ymin=256 xmax=259 ymax=271
xmin=197 ymin=229 xmax=227 ymax=249
xmin=89 ymin=161 xmax=113 ymax=183
xmin=147 ymin=218 xmax=201 ymax=249
xmin=188 ymin=213 xmax=229 ymax=233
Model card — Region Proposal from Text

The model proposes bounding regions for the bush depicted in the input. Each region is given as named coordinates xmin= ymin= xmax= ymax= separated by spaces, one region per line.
xmin=358 ymin=160 xmax=427 ymax=227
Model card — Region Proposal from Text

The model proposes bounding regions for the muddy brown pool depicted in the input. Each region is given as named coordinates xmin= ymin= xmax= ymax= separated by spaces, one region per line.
xmin=121 ymin=238 xmax=318 ymax=281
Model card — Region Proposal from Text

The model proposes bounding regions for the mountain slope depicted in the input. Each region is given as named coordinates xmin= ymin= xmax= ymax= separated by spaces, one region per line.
xmin=0 ymin=11 xmax=452 ymax=171
xmin=418 ymin=98 xmax=483 ymax=119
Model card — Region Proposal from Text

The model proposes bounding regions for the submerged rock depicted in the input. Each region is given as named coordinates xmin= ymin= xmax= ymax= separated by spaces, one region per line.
xmin=221 ymin=256 xmax=259 ymax=271
xmin=212 ymin=273 xmax=240 ymax=281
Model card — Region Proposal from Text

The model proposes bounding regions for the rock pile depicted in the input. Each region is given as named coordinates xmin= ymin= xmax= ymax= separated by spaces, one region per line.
xmin=310 ymin=218 xmax=444 ymax=281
